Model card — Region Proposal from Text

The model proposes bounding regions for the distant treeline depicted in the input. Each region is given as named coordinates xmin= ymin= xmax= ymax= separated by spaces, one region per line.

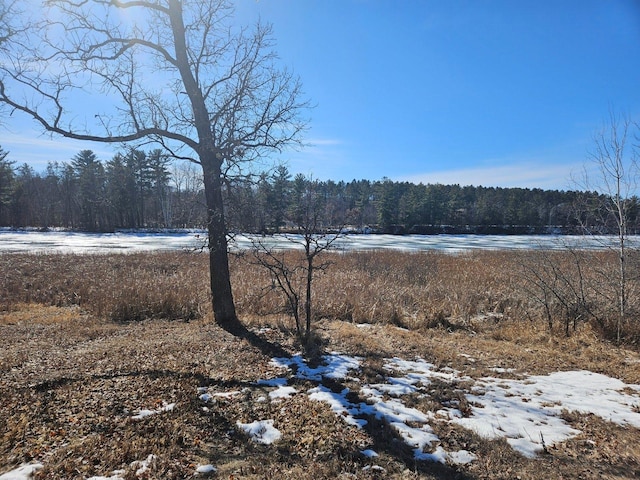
xmin=1 ymin=146 xmax=639 ymax=234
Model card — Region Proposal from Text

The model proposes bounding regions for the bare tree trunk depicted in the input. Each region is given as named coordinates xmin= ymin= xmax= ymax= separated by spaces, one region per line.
xmin=202 ymin=160 xmax=238 ymax=330
xmin=617 ymin=219 xmax=626 ymax=344
xmin=305 ymin=250 xmax=313 ymax=338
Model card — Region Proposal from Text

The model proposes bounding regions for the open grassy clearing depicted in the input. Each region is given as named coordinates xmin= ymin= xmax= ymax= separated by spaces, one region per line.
xmin=1 ymin=251 xmax=639 ymax=479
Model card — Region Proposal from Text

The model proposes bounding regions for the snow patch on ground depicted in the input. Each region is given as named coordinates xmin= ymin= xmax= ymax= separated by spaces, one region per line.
xmin=85 ymin=454 xmax=157 ymax=480
xmin=255 ymin=377 xmax=298 ymax=400
xmin=130 ymin=402 xmax=175 ymax=420
xmin=360 ymin=449 xmax=379 ymax=458
xmin=0 ymin=464 xmax=43 ymax=480
xmin=271 ymin=352 xmax=361 ymax=381
xmin=269 ymin=385 xmax=298 ymax=400
xmin=195 ymin=464 xmax=217 ymax=474
xmin=450 ymin=370 xmax=640 ymax=458
xmin=307 ymin=385 xmax=367 ymax=428
xmin=8 ymin=350 xmax=640 ymax=476
xmin=237 ymin=420 xmax=282 ymax=444
xmin=268 ymin=353 xmax=640 ymax=463
xmin=192 ymin=352 xmax=640 ymax=465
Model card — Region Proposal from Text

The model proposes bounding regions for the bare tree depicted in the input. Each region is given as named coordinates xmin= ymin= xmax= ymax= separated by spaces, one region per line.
xmin=575 ymin=112 xmax=639 ymax=343
xmin=250 ymin=178 xmax=345 ymax=343
xmin=0 ymin=0 xmax=308 ymax=331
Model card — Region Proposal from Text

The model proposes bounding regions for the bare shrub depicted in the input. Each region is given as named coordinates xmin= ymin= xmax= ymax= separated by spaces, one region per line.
xmin=518 ymin=247 xmax=640 ymax=342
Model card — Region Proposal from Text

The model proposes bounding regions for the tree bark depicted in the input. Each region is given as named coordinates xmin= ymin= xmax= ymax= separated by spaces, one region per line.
xmin=305 ymin=252 xmax=313 ymax=338
xmin=202 ymin=158 xmax=239 ymax=330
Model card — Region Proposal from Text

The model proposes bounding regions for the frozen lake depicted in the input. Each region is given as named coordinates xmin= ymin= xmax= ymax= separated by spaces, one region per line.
xmin=0 ymin=230 xmax=638 ymax=254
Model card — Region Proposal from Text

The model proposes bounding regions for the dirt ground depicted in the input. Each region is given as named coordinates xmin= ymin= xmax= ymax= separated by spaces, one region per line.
xmin=1 ymin=304 xmax=639 ymax=479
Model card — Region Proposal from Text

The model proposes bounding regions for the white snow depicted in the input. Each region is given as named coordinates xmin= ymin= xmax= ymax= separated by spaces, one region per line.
xmin=414 ymin=445 xmax=448 ymax=463
xmin=85 ymin=454 xmax=157 ymax=480
xmin=269 ymin=385 xmax=298 ymax=400
xmin=362 ymin=465 xmax=385 ymax=472
xmin=199 ymin=393 xmax=214 ymax=402
xmin=256 ymin=377 xmax=288 ymax=387
xmin=131 ymin=402 xmax=175 ymax=420
xmin=211 ymin=391 xmax=241 ymax=398
xmin=198 ymin=388 xmax=243 ymax=403
xmin=271 ymin=352 xmax=361 ymax=381
xmin=86 ymin=473 xmax=125 ymax=480
xmin=307 ymin=385 xmax=368 ymax=428
xmin=449 ymin=370 xmax=640 ymax=458
xmin=7 ymin=352 xmax=640 ymax=476
xmin=255 ymin=377 xmax=298 ymax=400
xmin=489 ymin=367 xmax=516 ymax=373
xmin=360 ymin=449 xmax=379 ymax=458
xmin=447 ymin=450 xmax=477 ymax=465
xmin=237 ymin=420 xmax=282 ymax=444
xmin=195 ymin=464 xmax=217 ymax=474
xmin=295 ymin=354 xmax=640 ymax=462
xmin=131 ymin=455 xmax=156 ymax=476
xmin=0 ymin=464 xmax=43 ymax=480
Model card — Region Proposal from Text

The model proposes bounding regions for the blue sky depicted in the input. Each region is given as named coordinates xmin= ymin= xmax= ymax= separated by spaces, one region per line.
xmin=3 ymin=0 xmax=640 ymax=190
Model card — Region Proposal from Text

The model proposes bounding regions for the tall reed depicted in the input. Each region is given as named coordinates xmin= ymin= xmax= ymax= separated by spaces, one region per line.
xmin=1 ymin=248 xmax=637 ymax=343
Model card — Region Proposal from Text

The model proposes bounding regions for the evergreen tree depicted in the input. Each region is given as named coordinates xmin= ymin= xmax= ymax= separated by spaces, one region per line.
xmin=147 ymin=149 xmax=172 ymax=227
xmin=271 ymin=165 xmax=291 ymax=231
xmin=0 ymin=146 xmax=14 ymax=225
xmin=72 ymin=150 xmax=106 ymax=231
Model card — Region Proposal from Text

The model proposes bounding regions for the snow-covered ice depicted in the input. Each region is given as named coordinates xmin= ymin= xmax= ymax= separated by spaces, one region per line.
xmin=5 ymin=230 xmax=638 ymax=255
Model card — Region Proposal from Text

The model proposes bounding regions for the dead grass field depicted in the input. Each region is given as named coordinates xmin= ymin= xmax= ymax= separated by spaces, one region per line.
xmin=1 ymin=251 xmax=639 ymax=479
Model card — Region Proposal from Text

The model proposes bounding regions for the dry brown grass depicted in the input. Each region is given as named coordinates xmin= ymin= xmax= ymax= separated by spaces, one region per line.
xmin=1 ymin=250 xmax=640 ymax=479
xmin=2 ymin=249 xmax=638 ymax=344
xmin=235 ymin=249 xmax=524 ymax=332
xmin=1 ymin=304 xmax=639 ymax=479
xmin=0 ymin=252 xmax=210 ymax=322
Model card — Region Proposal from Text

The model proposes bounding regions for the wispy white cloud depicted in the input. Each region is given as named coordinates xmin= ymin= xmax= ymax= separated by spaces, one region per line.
xmin=306 ymin=138 xmax=344 ymax=147
xmin=3 ymin=132 xmax=90 ymax=150
xmin=2 ymin=131 xmax=121 ymax=169
xmin=399 ymin=160 xmax=584 ymax=191
xmin=285 ymin=137 xmax=353 ymax=179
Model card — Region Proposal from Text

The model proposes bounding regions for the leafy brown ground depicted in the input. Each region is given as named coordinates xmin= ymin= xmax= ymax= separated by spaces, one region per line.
xmin=1 ymin=302 xmax=639 ymax=480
